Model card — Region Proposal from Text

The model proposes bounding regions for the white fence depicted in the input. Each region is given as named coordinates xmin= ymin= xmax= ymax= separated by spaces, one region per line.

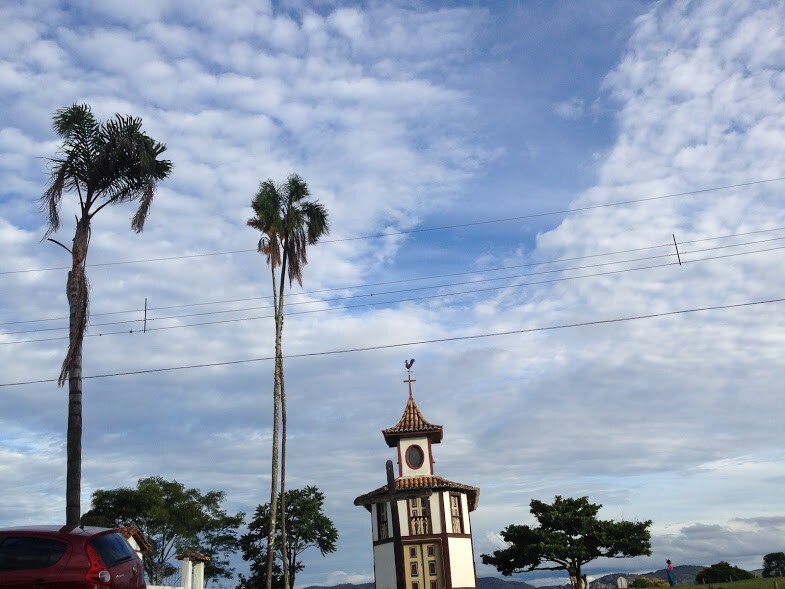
xmin=148 ymin=557 xmax=206 ymax=589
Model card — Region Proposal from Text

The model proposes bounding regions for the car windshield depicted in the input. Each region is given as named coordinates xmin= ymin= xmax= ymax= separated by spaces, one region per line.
xmin=0 ymin=536 xmax=67 ymax=570
xmin=89 ymin=533 xmax=137 ymax=567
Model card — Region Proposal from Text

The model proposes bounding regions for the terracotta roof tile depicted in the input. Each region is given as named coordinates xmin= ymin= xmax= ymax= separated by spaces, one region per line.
xmin=116 ymin=525 xmax=152 ymax=554
xmin=354 ymin=475 xmax=480 ymax=511
xmin=176 ymin=551 xmax=211 ymax=562
xmin=382 ymin=394 xmax=443 ymax=446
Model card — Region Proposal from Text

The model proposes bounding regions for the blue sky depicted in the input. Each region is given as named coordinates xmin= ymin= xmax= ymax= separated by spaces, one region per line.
xmin=2 ymin=1 xmax=785 ymax=587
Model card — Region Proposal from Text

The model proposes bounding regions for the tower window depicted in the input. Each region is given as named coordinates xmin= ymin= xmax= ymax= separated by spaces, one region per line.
xmin=450 ymin=493 xmax=464 ymax=534
xmin=377 ymin=503 xmax=389 ymax=540
xmin=408 ymin=497 xmax=431 ymax=535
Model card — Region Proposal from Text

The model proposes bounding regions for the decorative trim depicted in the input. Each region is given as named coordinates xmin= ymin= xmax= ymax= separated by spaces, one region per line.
xmin=373 ymin=537 xmax=395 ymax=547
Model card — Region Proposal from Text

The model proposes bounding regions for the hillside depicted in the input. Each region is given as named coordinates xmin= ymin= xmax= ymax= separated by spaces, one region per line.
xmin=304 ymin=578 xmax=537 ymax=589
xmin=590 ymin=565 xmax=703 ymax=588
xmin=303 ymin=567 xmax=705 ymax=589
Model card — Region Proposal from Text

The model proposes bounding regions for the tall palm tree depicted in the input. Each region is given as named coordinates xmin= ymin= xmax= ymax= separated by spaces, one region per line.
xmin=41 ymin=103 xmax=173 ymax=525
xmin=247 ymin=174 xmax=329 ymax=589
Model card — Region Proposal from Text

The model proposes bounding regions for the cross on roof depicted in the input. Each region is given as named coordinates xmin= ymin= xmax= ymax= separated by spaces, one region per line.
xmin=404 ymin=358 xmax=416 ymax=397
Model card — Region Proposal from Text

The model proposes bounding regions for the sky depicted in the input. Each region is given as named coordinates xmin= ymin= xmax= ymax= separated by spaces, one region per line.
xmin=1 ymin=0 xmax=785 ymax=587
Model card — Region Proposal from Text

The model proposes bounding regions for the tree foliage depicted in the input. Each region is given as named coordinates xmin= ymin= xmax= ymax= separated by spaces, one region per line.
xmin=247 ymin=174 xmax=329 ymax=589
xmin=481 ymin=496 xmax=652 ymax=581
xmin=81 ymin=476 xmax=243 ymax=584
xmin=41 ymin=103 xmax=172 ymax=525
xmin=763 ymin=552 xmax=785 ymax=578
xmin=238 ymin=486 xmax=338 ymax=589
xmin=695 ymin=561 xmax=754 ymax=584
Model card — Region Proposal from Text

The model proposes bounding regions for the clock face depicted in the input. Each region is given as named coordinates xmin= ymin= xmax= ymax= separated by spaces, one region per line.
xmin=406 ymin=444 xmax=425 ymax=469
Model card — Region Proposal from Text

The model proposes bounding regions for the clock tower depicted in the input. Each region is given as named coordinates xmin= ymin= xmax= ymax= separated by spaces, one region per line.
xmin=355 ymin=367 xmax=480 ymax=589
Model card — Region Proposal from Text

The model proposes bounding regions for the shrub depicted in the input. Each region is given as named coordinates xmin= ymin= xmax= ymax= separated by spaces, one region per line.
xmin=632 ymin=577 xmax=669 ymax=588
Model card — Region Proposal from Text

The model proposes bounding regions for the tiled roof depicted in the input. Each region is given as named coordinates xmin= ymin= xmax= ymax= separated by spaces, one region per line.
xmin=116 ymin=525 xmax=151 ymax=554
xmin=176 ymin=551 xmax=211 ymax=562
xmin=382 ymin=394 xmax=443 ymax=447
xmin=354 ymin=475 xmax=480 ymax=511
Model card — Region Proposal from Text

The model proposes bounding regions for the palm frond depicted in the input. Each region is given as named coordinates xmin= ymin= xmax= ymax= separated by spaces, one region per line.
xmin=131 ymin=181 xmax=155 ymax=233
xmin=248 ymin=175 xmax=329 ymax=285
xmin=52 ymin=103 xmax=99 ymax=141
xmin=40 ymin=165 xmax=66 ymax=238
xmin=43 ymin=104 xmax=173 ymax=233
xmin=249 ymin=180 xmax=285 ymax=268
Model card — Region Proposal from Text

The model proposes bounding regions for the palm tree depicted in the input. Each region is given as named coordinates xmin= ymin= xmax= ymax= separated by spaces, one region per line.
xmin=247 ymin=174 xmax=329 ymax=589
xmin=41 ymin=103 xmax=173 ymax=525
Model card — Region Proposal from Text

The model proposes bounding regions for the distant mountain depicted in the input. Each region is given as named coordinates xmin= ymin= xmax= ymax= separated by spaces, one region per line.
xmin=303 ymin=567 xmax=710 ymax=589
xmin=304 ymin=583 xmax=374 ymax=589
xmin=304 ymin=584 xmax=374 ymax=589
xmin=478 ymin=577 xmax=538 ymax=589
xmin=304 ymin=578 xmax=537 ymax=589
xmin=591 ymin=565 xmax=704 ymax=588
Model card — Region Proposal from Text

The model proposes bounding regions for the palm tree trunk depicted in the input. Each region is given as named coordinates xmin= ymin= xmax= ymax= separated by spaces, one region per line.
xmin=277 ymin=281 xmax=289 ymax=589
xmin=264 ymin=266 xmax=281 ymax=589
xmin=264 ymin=357 xmax=281 ymax=589
xmin=64 ymin=220 xmax=90 ymax=526
xmin=65 ymin=351 xmax=82 ymax=526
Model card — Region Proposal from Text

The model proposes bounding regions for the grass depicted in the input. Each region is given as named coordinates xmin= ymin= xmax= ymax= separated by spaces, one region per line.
xmin=678 ymin=578 xmax=785 ymax=589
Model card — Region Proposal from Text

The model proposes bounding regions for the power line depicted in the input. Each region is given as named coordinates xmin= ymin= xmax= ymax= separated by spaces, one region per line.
xmin=4 ymin=233 xmax=783 ymax=335
xmin=1 ymin=296 xmax=781 ymax=388
xmin=4 ymin=225 xmax=784 ymax=328
xmin=3 ymin=176 xmax=783 ymax=276
xmin=3 ymin=242 xmax=783 ymax=345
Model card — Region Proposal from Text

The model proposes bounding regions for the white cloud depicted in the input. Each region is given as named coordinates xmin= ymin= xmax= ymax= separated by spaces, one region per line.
xmin=1 ymin=0 xmax=785 ymax=585
xmin=554 ymin=97 xmax=585 ymax=120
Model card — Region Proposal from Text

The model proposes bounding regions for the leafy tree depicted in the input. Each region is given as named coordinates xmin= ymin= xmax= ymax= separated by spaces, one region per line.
xmin=695 ymin=562 xmax=754 ymax=583
xmin=236 ymin=550 xmax=282 ymax=589
xmin=40 ymin=103 xmax=172 ymax=525
xmin=481 ymin=496 xmax=652 ymax=583
xmin=239 ymin=486 xmax=338 ymax=589
xmin=80 ymin=476 xmax=243 ymax=584
xmin=763 ymin=552 xmax=785 ymax=578
xmin=247 ymin=175 xmax=329 ymax=589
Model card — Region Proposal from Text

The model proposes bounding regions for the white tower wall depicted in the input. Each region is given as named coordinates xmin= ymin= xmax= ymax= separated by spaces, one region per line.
xmin=446 ymin=537 xmax=476 ymax=586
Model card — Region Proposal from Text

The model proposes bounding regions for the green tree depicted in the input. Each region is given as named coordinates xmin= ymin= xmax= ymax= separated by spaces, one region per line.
xmin=40 ymin=103 xmax=172 ymax=525
xmin=763 ymin=552 xmax=785 ymax=578
xmin=481 ymin=496 xmax=652 ymax=583
xmin=80 ymin=476 xmax=243 ymax=584
xmin=239 ymin=486 xmax=338 ymax=589
xmin=695 ymin=561 xmax=754 ymax=584
xmin=247 ymin=175 xmax=329 ymax=589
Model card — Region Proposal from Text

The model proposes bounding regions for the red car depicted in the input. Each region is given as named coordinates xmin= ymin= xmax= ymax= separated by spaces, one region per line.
xmin=0 ymin=525 xmax=146 ymax=588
